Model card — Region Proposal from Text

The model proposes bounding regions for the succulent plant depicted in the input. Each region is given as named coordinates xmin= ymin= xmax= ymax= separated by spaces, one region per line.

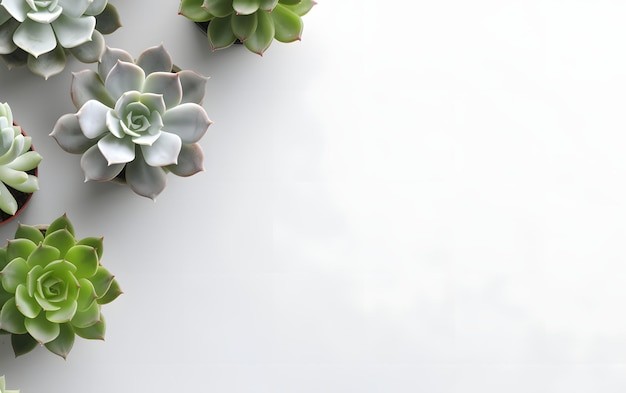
xmin=0 ymin=214 xmax=121 ymax=359
xmin=0 ymin=102 xmax=41 ymax=219
xmin=50 ymin=44 xmax=211 ymax=200
xmin=0 ymin=0 xmax=122 ymax=78
xmin=0 ymin=376 xmax=18 ymax=393
xmin=178 ymin=0 xmax=316 ymax=55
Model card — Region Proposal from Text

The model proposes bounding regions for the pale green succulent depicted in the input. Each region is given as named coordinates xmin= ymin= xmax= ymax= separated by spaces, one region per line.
xmin=179 ymin=0 xmax=315 ymax=55
xmin=51 ymin=44 xmax=211 ymax=200
xmin=0 ymin=0 xmax=121 ymax=78
xmin=0 ymin=102 xmax=41 ymax=218
xmin=0 ymin=376 xmax=18 ymax=393
xmin=0 ymin=214 xmax=122 ymax=358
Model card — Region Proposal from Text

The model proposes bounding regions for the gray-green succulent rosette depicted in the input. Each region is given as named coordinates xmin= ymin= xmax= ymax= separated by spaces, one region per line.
xmin=179 ymin=0 xmax=315 ymax=55
xmin=0 ymin=0 xmax=121 ymax=78
xmin=0 ymin=376 xmax=18 ymax=393
xmin=0 ymin=214 xmax=122 ymax=358
xmin=0 ymin=102 xmax=41 ymax=219
xmin=50 ymin=44 xmax=211 ymax=200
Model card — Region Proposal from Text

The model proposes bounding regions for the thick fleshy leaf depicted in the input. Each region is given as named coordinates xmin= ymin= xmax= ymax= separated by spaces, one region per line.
xmin=207 ymin=16 xmax=238 ymax=50
xmin=58 ymin=0 xmax=92 ymax=18
xmin=15 ymin=283 xmax=41 ymax=318
xmin=25 ymin=312 xmax=60 ymax=343
xmin=52 ymin=14 xmax=95 ymax=48
xmin=179 ymin=0 xmax=214 ymax=22
xmin=141 ymin=131 xmax=182 ymax=167
xmin=98 ymin=46 xmax=133 ymax=81
xmin=143 ymin=72 xmax=182 ymax=109
xmin=7 ymin=174 xmax=37 ymax=193
xmin=42 ymin=228 xmax=75 ymax=258
xmin=1 ymin=0 xmax=29 ymax=22
xmin=97 ymin=134 xmax=135 ymax=165
xmin=167 ymin=142 xmax=204 ymax=177
xmin=278 ymin=0 xmax=302 ymax=5
xmin=105 ymin=61 xmax=145 ymax=101
xmin=231 ymin=12 xmax=257 ymax=41
xmin=97 ymin=277 xmax=121 ymax=304
xmin=136 ymin=44 xmax=173 ymax=74
xmin=243 ymin=9 xmax=274 ymax=54
xmin=271 ymin=3 xmax=302 ymax=42
xmin=162 ymin=103 xmax=211 ymax=144
xmin=0 ymin=165 xmax=27 ymax=185
xmin=71 ymin=298 xmax=99 ymax=328
xmin=91 ymin=266 xmax=114 ymax=298
xmin=51 ymin=113 xmax=94 ymax=154
xmin=283 ymin=0 xmax=315 ymax=16
xmin=13 ymin=19 xmax=57 ymax=57
xmin=94 ymin=3 xmax=121 ymax=35
xmin=77 ymin=99 xmax=109 ymax=139
xmin=26 ymin=43 xmax=66 ymax=79
xmin=85 ymin=0 xmax=108 ymax=15
xmin=0 ymin=182 xmax=17 ymax=215
xmin=71 ymin=69 xmax=113 ymax=109
xmin=178 ymin=70 xmax=208 ymax=105
xmin=0 ymin=48 xmax=27 ymax=69
xmin=125 ymin=153 xmax=167 ymax=199
xmin=1 ymin=257 xmax=28 ymax=293
xmin=80 ymin=144 xmax=125 ymax=182
xmin=0 ymin=248 xmax=7 ymax=271
xmin=76 ymin=278 xmax=96 ymax=310
xmin=74 ymin=314 xmax=105 ymax=339
xmin=7 ymin=239 xmax=37 ymax=261
xmin=47 ymin=214 xmax=75 ymax=237
xmin=0 ymin=298 xmax=26 ymax=333
xmin=76 ymin=237 xmax=104 ymax=260
xmin=8 ymin=151 xmax=42 ymax=171
xmin=0 ymin=18 xmax=19 ymax=54
xmin=15 ymin=224 xmax=44 ymax=244
xmin=202 ymin=0 xmax=235 ymax=17
xmin=27 ymin=6 xmax=62 ymax=24
xmin=260 ymin=0 xmax=279 ymax=10
xmin=46 ymin=300 xmax=77 ymax=323
xmin=65 ymin=245 xmax=98 ymax=278
xmin=70 ymin=29 xmax=105 ymax=63
xmin=233 ymin=0 xmax=261 ymax=15
xmin=11 ymin=332 xmax=38 ymax=356
xmin=26 ymin=244 xmax=60 ymax=269
xmin=44 ymin=322 xmax=74 ymax=358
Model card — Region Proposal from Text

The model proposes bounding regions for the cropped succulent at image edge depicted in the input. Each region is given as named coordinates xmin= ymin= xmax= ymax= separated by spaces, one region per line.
xmin=179 ymin=0 xmax=316 ymax=55
xmin=0 ymin=376 xmax=17 ymax=393
xmin=0 ymin=214 xmax=122 ymax=359
xmin=50 ymin=44 xmax=212 ymax=200
xmin=0 ymin=0 xmax=121 ymax=78
xmin=0 ymin=102 xmax=41 ymax=218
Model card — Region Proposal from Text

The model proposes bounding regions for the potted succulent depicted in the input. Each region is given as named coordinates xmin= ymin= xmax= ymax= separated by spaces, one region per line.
xmin=0 ymin=376 xmax=17 ymax=393
xmin=0 ymin=213 xmax=122 ymax=359
xmin=50 ymin=44 xmax=212 ymax=200
xmin=178 ymin=0 xmax=316 ymax=55
xmin=0 ymin=102 xmax=42 ymax=225
xmin=0 ymin=0 xmax=121 ymax=79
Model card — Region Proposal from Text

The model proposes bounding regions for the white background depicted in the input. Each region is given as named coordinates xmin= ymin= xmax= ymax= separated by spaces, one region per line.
xmin=2 ymin=0 xmax=626 ymax=391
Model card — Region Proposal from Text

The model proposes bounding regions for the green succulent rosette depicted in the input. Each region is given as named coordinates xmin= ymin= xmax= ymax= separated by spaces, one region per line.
xmin=0 ymin=0 xmax=121 ymax=78
xmin=0 ymin=376 xmax=18 ymax=393
xmin=179 ymin=0 xmax=315 ymax=55
xmin=0 ymin=214 xmax=121 ymax=358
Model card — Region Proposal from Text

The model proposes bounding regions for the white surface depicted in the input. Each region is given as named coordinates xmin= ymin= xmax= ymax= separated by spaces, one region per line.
xmin=2 ymin=0 xmax=626 ymax=392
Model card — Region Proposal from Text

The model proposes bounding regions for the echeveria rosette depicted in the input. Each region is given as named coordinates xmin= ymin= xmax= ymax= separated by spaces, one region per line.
xmin=0 ymin=376 xmax=18 ymax=393
xmin=0 ymin=0 xmax=122 ymax=79
xmin=51 ymin=44 xmax=211 ymax=200
xmin=179 ymin=0 xmax=316 ymax=55
xmin=0 ymin=102 xmax=41 ymax=217
xmin=0 ymin=214 xmax=122 ymax=359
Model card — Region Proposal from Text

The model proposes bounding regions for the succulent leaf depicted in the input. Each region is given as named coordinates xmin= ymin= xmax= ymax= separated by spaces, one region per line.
xmin=271 ymin=3 xmax=302 ymax=42
xmin=232 ymin=0 xmax=261 ymax=15
xmin=179 ymin=0 xmax=213 ymax=22
xmin=243 ymin=9 xmax=274 ymax=55
xmin=166 ymin=142 xmax=205 ymax=177
xmin=70 ymin=30 xmax=105 ymax=63
xmin=97 ymin=277 xmax=121 ymax=304
xmin=0 ymin=182 xmax=18 ymax=215
xmin=47 ymin=214 xmax=75 ymax=236
xmin=202 ymin=0 xmax=234 ymax=17
xmin=7 ymin=239 xmax=37 ymax=262
xmin=161 ymin=103 xmax=211 ymax=144
xmin=50 ymin=114 xmax=93 ymax=154
xmin=74 ymin=315 xmax=105 ymax=339
xmin=94 ymin=3 xmax=121 ymax=35
xmin=283 ymin=0 xmax=315 ymax=16
xmin=126 ymin=153 xmax=167 ymax=200
xmin=14 ymin=224 xmax=44 ymax=244
xmin=11 ymin=332 xmax=37 ymax=357
xmin=44 ymin=322 xmax=74 ymax=358
xmin=81 ymin=144 xmax=125 ymax=181
xmin=0 ymin=19 xmax=19 ymax=54
xmin=231 ymin=12 xmax=257 ymax=41
xmin=136 ymin=44 xmax=173 ymax=75
xmin=25 ymin=312 xmax=61 ymax=343
xmin=207 ymin=16 xmax=237 ymax=50
xmin=259 ymin=0 xmax=279 ymax=11
xmin=1 ymin=257 xmax=28 ymax=293
xmin=178 ymin=70 xmax=209 ymax=105
xmin=0 ymin=298 xmax=26 ymax=333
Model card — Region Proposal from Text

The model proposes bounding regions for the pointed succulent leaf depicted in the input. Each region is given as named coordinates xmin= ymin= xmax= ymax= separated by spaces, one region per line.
xmin=271 ymin=4 xmax=302 ymax=42
xmin=6 ymin=175 xmax=37 ymax=193
xmin=97 ymin=134 xmax=136 ymax=165
xmin=0 ymin=182 xmax=17 ymax=215
xmin=76 ymin=237 xmax=103 ymax=260
xmin=46 ymin=300 xmax=77 ymax=323
xmin=94 ymin=3 xmax=121 ymax=35
xmin=71 ymin=298 xmax=100 ymax=328
xmin=178 ymin=70 xmax=208 ymax=105
xmin=91 ymin=266 xmax=114 ymax=298
xmin=25 ymin=312 xmax=61 ymax=343
xmin=140 ymin=131 xmax=182 ymax=167
xmin=51 ymin=114 xmax=93 ymax=154
xmin=0 ymin=248 xmax=7 ymax=271
xmin=8 ymin=151 xmax=42 ymax=172
xmin=0 ymin=18 xmax=19 ymax=54
xmin=243 ymin=10 xmax=275 ymax=54
xmin=283 ymin=0 xmax=315 ymax=16
xmin=166 ymin=142 xmax=205 ymax=177
xmin=278 ymin=0 xmax=302 ymax=5
xmin=162 ymin=103 xmax=211 ymax=144
xmin=202 ymin=0 xmax=235 ymax=17
xmin=80 ymin=144 xmax=125 ymax=182
xmin=77 ymin=99 xmax=110 ymax=139
xmin=233 ymin=0 xmax=261 ymax=15
xmin=52 ymin=14 xmax=96 ymax=48
xmin=0 ymin=298 xmax=26 ymax=333
xmin=74 ymin=314 xmax=105 ymax=339
xmin=57 ymin=0 xmax=93 ymax=18
xmin=260 ymin=0 xmax=279 ymax=11
xmin=207 ymin=16 xmax=237 ymax=50
xmin=105 ymin=61 xmax=145 ymax=101
xmin=44 ymin=322 xmax=74 ymax=359
xmin=0 ymin=166 xmax=28 ymax=185
xmin=76 ymin=278 xmax=97 ymax=310
xmin=15 ymin=283 xmax=41 ymax=318
xmin=136 ymin=44 xmax=173 ymax=75
xmin=97 ymin=277 xmax=121 ymax=304
xmin=179 ymin=0 xmax=214 ymax=22
xmin=42 ymin=228 xmax=75 ymax=259
xmin=47 ymin=214 xmax=75 ymax=237
xmin=6 ymin=239 xmax=37 ymax=262
xmin=64 ymin=245 xmax=98 ymax=279
xmin=85 ymin=0 xmax=108 ymax=16
xmin=1 ymin=257 xmax=28 ymax=293
xmin=1 ymin=0 xmax=29 ymax=22
xmin=14 ymin=224 xmax=44 ymax=244
xmin=70 ymin=30 xmax=105 ymax=63
xmin=13 ymin=19 xmax=57 ymax=57
xmin=143 ymin=72 xmax=182 ymax=110
xmin=231 ymin=12 xmax=257 ymax=41
xmin=125 ymin=155 xmax=167 ymax=200
xmin=11 ymin=331 xmax=38 ymax=356
xmin=0 ymin=49 xmax=27 ymax=69
xmin=98 ymin=46 xmax=133 ymax=80
xmin=71 ymin=69 xmax=113 ymax=109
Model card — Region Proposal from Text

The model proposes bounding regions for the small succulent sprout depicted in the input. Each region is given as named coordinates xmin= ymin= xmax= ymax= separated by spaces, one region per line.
xmin=51 ymin=44 xmax=211 ymax=200
xmin=0 ymin=376 xmax=18 ymax=393
xmin=0 ymin=214 xmax=122 ymax=359
xmin=178 ymin=0 xmax=316 ymax=55
xmin=0 ymin=0 xmax=122 ymax=79
xmin=0 ymin=102 xmax=41 ymax=218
